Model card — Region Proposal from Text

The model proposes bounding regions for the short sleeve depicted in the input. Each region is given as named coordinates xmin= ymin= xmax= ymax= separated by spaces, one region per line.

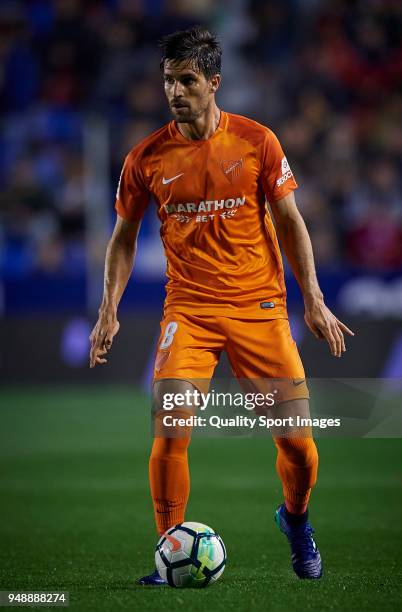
xmin=260 ymin=129 xmax=298 ymax=203
xmin=115 ymin=150 xmax=150 ymax=221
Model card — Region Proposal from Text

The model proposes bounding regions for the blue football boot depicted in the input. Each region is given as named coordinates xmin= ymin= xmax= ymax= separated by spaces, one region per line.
xmin=275 ymin=504 xmax=322 ymax=579
xmin=136 ymin=568 xmax=166 ymax=586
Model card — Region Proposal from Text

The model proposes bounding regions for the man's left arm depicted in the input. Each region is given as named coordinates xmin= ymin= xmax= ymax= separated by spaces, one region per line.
xmin=270 ymin=191 xmax=354 ymax=357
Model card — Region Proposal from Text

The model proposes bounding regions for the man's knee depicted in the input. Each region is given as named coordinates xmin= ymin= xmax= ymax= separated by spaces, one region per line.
xmin=152 ymin=379 xmax=200 ymax=412
xmin=152 ymin=379 xmax=199 ymax=439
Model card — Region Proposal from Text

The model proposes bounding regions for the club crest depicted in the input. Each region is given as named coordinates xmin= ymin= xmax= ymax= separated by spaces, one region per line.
xmin=220 ymin=158 xmax=243 ymax=183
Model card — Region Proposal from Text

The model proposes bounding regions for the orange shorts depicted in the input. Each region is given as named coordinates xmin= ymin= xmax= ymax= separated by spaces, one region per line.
xmin=153 ymin=313 xmax=309 ymax=402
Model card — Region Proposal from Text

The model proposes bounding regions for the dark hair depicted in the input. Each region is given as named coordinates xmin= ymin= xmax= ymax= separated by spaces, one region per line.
xmin=159 ymin=25 xmax=222 ymax=79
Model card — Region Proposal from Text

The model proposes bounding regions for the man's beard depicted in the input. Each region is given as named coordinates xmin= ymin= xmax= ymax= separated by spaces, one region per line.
xmin=171 ymin=108 xmax=196 ymax=123
xmin=171 ymin=104 xmax=206 ymax=123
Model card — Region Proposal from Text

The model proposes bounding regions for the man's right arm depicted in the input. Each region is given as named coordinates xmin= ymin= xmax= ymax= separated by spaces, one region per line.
xmin=89 ymin=215 xmax=141 ymax=368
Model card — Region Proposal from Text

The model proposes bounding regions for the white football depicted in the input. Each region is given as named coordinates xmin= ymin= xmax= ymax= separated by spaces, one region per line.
xmin=155 ymin=521 xmax=226 ymax=588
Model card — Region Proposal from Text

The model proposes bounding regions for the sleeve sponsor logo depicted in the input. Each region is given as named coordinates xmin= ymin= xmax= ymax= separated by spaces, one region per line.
xmin=281 ymin=157 xmax=290 ymax=174
xmin=276 ymin=156 xmax=293 ymax=187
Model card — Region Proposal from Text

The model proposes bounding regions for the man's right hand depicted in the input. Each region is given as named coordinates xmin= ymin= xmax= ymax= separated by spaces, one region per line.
xmin=89 ymin=307 xmax=120 ymax=368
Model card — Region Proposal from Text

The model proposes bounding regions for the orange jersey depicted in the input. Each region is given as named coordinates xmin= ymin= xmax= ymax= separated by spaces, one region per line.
xmin=115 ymin=111 xmax=297 ymax=319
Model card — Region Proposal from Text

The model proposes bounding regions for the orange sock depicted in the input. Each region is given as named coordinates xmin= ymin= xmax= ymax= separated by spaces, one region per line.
xmin=274 ymin=436 xmax=318 ymax=513
xmin=149 ymin=435 xmax=191 ymax=535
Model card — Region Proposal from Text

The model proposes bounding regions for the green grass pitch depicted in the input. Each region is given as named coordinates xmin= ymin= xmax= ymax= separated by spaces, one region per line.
xmin=0 ymin=386 xmax=401 ymax=611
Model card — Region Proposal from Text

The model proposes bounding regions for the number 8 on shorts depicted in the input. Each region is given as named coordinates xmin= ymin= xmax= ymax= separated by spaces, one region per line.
xmin=160 ymin=321 xmax=178 ymax=349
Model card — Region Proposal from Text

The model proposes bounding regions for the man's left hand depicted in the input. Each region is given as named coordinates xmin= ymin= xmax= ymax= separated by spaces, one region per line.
xmin=304 ymin=299 xmax=355 ymax=357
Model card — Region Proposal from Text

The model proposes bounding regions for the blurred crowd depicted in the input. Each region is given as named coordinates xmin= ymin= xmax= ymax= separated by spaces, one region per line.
xmin=1 ymin=0 xmax=402 ymax=278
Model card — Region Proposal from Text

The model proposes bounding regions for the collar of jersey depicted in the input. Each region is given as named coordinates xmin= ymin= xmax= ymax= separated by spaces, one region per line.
xmin=169 ymin=110 xmax=227 ymax=145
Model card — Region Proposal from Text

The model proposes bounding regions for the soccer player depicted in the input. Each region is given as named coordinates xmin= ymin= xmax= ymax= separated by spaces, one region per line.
xmin=90 ymin=26 xmax=354 ymax=583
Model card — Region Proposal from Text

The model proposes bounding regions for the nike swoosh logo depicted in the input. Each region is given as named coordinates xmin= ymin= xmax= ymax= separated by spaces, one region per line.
xmin=162 ymin=173 xmax=184 ymax=185
xmin=292 ymin=379 xmax=305 ymax=386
